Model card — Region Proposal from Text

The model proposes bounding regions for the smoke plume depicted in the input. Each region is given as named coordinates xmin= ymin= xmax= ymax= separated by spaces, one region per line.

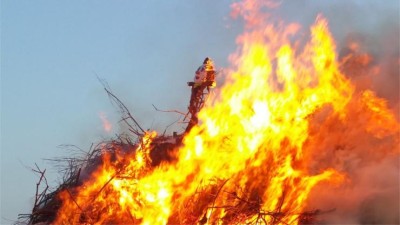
xmin=229 ymin=1 xmax=399 ymax=224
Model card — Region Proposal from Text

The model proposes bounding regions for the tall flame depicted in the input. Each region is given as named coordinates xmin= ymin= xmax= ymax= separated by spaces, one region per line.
xmin=52 ymin=2 xmax=399 ymax=225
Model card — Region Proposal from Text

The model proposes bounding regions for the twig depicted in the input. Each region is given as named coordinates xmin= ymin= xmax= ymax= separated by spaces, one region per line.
xmin=97 ymin=76 xmax=145 ymax=135
xmin=32 ymin=164 xmax=48 ymax=212
xmin=88 ymin=164 xmax=127 ymax=205
xmin=152 ymin=104 xmax=187 ymax=116
xmin=207 ymin=179 xmax=230 ymax=221
xmin=105 ymin=88 xmax=145 ymax=134
xmin=66 ymin=188 xmax=83 ymax=212
xmin=162 ymin=116 xmax=183 ymax=136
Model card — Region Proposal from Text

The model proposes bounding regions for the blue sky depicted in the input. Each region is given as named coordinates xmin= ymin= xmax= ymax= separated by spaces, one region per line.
xmin=1 ymin=0 xmax=398 ymax=224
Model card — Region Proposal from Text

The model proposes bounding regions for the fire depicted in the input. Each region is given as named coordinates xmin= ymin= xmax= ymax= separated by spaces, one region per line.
xmin=52 ymin=2 xmax=399 ymax=225
xmin=99 ymin=112 xmax=112 ymax=133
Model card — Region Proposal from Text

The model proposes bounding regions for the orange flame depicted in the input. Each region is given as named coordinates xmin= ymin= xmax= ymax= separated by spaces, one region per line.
xmin=99 ymin=112 xmax=112 ymax=133
xmin=52 ymin=3 xmax=399 ymax=225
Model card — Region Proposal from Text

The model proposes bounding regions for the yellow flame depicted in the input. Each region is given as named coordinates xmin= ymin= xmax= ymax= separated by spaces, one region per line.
xmin=53 ymin=10 xmax=399 ymax=225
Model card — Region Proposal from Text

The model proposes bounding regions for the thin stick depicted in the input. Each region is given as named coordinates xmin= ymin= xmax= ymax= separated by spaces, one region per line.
xmin=66 ymin=188 xmax=83 ymax=212
xmin=207 ymin=179 xmax=230 ymax=221
xmin=152 ymin=104 xmax=186 ymax=116
xmin=105 ymin=88 xmax=145 ymax=134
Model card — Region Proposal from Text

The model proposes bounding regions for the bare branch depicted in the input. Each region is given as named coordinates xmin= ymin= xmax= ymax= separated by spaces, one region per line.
xmin=152 ymin=104 xmax=187 ymax=116
xmin=97 ymin=76 xmax=145 ymax=136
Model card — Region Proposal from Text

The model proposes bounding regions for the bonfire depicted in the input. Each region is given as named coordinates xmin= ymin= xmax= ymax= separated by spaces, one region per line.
xmin=21 ymin=1 xmax=399 ymax=225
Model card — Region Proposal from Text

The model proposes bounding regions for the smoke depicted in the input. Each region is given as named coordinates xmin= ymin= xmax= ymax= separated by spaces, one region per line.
xmin=301 ymin=1 xmax=399 ymax=109
xmin=310 ymin=30 xmax=399 ymax=225
xmin=293 ymin=2 xmax=399 ymax=224
xmin=298 ymin=84 xmax=399 ymax=224
xmin=306 ymin=155 xmax=399 ymax=224
xmin=228 ymin=0 xmax=399 ymax=224
xmin=242 ymin=0 xmax=400 ymax=108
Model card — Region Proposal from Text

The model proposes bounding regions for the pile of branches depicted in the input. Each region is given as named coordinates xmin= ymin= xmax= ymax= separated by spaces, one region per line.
xmin=18 ymin=141 xmax=129 ymax=224
xmin=176 ymin=178 xmax=335 ymax=225
xmin=20 ymin=155 xmax=332 ymax=225
xmin=19 ymin=85 xmax=332 ymax=225
xmin=20 ymin=137 xmax=178 ymax=225
xmin=18 ymin=84 xmax=180 ymax=225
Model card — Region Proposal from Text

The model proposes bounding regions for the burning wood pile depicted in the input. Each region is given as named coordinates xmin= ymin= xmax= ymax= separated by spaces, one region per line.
xmin=21 ymin=129 xmax=333 ymax=225
xmin=20 ymin=1 xmax=399 ymax=224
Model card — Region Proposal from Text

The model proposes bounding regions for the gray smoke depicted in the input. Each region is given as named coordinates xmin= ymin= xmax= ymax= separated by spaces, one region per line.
xmin=274 ymin=1 xmax=399 ymax=224
xmin=230 ymin=1 xmax=399 ymax=224
xmin=279 ymin=0 xmax=399 ymax=108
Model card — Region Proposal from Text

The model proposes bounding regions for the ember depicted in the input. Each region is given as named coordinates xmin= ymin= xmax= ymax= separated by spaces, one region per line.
xmin=22 ymin=1 xmax=399 ymax=225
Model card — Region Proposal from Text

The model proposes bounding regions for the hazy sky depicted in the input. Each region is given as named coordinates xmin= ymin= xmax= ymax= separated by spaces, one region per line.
xmin=1 ymin=0 xmax=398 ymax=224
